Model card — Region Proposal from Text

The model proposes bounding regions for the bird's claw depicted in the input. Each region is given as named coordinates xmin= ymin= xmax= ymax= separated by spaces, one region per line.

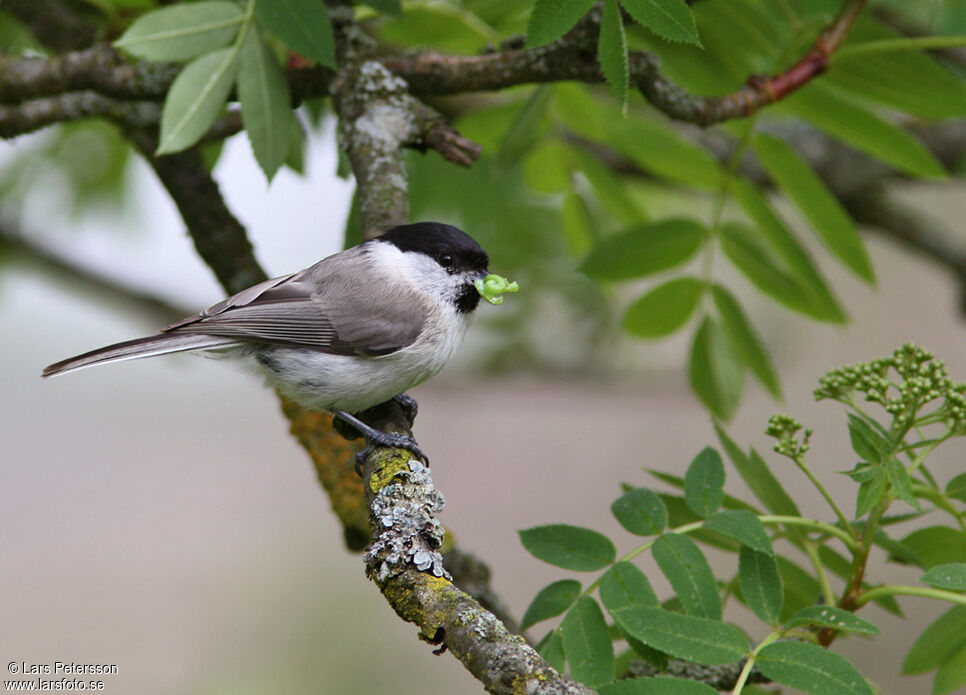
xmin=393 ymin=393 xmax=419 ymax=428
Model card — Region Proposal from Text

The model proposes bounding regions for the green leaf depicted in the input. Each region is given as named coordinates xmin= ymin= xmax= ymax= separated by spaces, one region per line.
xmin=622 ymin=277 xmax=705 ymax=338
xmin=600 ymin=561 xmax=659 ymax=612
xmin=948 ymin=473 xmax=966 ymax=503
xmin=158 ymin=48 xmax=239 ymax=155
xmin=519 ymin=524 xmax=617 ymax=571
xmin=607 ymin=118 xmax=724 ymax=190
xmin=284 ymin=111 xmax=307 ymax=174
xmin=570 ymin=147 xmax=647 ymax=225
xmin=536 ymin=630 xmax=566 ymax=672
xmin=719 ymin=221 xmax=814 ymax=317
xmin=757 ymin=641 xmax=872 ymax=695
xmin=921 ymin=563 xmax=966 ymax=591
xmin=710 ymin=284 xmax=780 ymax=398
xmin=780 ymin=81 xmax=946 ymax=180
xmin=560 ymin=597 xmax=615 ymax=687
xmin=364 ymin=0 xmax=402 ymax=15
xmin=935 ymin=640 xmax=966 ymax=695
xmin=738 ymin=547 xmax=782 ymax=625
xmin=525 ymin=140 xmax=573 ymax=194
xmin=580 ymin=218 xmax=707 ymax=281
xmin=684 ymin=447 xmax=725 ymax=519
xmin=620 ymin=0 xmax=700 ymax=46
xmin=497 ymin=85 xmax=553 ymax=168
xmin=887 ymin=459 xmax=920 ymax=510
xmin=652 ymin=533 xmax=721 ymax=619
xmin=255 ymin=0 xmax=335 ymax=67
xmin=562 ymin=191 xmax=595 ymax=255
xmin=612 ymin=607 xmax=749 ymax=665
xmin=521 ymin=580 xmax=582 ymax=630
xmin=611 ymin=488 xmax=668 ymax=536
xmin=526 ymin=0 xmax=594 ymax=47
xmin=847 ymin=413 xmax=891 ymax=464
xmin=646 ymin=469 xmax=760 ymax=514
xmin=903 ymin=606 xmax=966 ymax=675
xmin=238 ymin=29 xmax=293 ymax=181
xmin=828 ymin=18 xmax=966 ymax=120
xmin=689 ymin=317 xmax=745 ymax=421
xmin=730 ymin=179 xmax=846 ymax=323
xmin=776 ymin=555 xmax=821 ymax=622
xmin=855 ymin=467 xmax=887 ymax=519
xmin=599 ymin=676 xmax=719 ymax=695
xmin=704 ymin=510 xmax=772 ymax=555
xmin=715 ymin=425 xmax=801 ymax=517
xmin=753 ymin=133 xmax=874 ymax=284
xmin=599 ymin=0 xmax=629 ymax=109
xmin=900 ymin=527 xmax=966 ymax=569
xmin=785 ymin=605 xmax=881 ymax=635
xmin=114 ymin=1 xmax=243 ymax=61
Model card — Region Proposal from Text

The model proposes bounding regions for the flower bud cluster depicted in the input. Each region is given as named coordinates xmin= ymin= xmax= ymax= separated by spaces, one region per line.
xmin=765 ymin=413 xmax=812 ymax=458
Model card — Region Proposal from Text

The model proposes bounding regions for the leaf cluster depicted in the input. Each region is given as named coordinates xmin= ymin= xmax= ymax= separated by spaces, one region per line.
xmin=518 ymin=344 xmax=966 ymax=694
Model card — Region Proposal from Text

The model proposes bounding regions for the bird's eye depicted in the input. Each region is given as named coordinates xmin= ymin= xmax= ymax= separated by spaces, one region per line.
xmin=438 ymin=254 xmax=454 ymax=268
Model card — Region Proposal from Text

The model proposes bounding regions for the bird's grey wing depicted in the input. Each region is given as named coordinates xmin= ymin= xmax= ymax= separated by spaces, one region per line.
xmin=164 ymin=257 xmax=426 ymax=356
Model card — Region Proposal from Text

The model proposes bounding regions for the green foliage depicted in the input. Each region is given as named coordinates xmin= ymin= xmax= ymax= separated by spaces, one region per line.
xmin=253 ymin=0 xmax=335 ymax=67
xmin=518 ymin=344 xmax=966 ymax=693
xmin=560 ymin=596 xmax=615 ymax=686
xmin=113 ymin=0 xmax=329 ymax=169
xmin=611 ymin=488 xmax=668 ymax=536
xmin=113 ymin=2 xmax=243 ymax=61
xmin=521 ymin=579 xmax=582 ymax=631
xmin=622 ymin=277 xmax=705 ymax=338
xmin=237 ymin=28 xmax=294 ymax=179
xmin=519 ymin=524 xmax=616 ymax=571
xmin=683 ymin=447 xmax=725 ymax=519
xmin=756 ymin=641 xmax=872 ymax=695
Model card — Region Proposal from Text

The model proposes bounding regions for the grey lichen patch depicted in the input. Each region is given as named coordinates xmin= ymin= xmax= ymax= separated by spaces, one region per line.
xmin=364 ymin=459 xmax=451 ymax=584
xmin=334 ymin=60 xmax=420 ymax=234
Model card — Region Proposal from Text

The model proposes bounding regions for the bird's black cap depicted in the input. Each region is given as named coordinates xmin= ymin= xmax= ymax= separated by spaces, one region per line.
xmin=380 ymin=222 xmax=489 ymax=275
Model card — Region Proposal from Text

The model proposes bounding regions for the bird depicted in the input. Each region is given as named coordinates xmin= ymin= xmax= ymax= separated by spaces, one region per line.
xmin=43 ymin=221 xmax=493 ymax=467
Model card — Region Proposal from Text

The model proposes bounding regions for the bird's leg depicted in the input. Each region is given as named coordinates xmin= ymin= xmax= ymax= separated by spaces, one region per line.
xmin=332 ymin=410 xmax=429 ymax=476
xmin=392 ymin=393 xmax=419 ymax=428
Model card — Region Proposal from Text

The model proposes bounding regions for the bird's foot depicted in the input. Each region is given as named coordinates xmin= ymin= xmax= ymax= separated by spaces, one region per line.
xmin=332 ymin=410 xmax=428 ymax=477
xmin=392 ymin=393 xmax=419 ymax=428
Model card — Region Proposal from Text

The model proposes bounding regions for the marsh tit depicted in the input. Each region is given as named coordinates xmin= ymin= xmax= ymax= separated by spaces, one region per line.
xmin=43 ymin=221 xmax=494 ymax=464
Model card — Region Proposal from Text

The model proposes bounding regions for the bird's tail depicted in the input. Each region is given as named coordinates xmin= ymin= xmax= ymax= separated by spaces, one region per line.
xmin=42 ymin=333 xmax=237 ymax=378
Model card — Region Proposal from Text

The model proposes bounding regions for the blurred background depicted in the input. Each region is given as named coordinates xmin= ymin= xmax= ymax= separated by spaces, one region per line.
xmin=2 ymin=123 xmax=965 ymax=693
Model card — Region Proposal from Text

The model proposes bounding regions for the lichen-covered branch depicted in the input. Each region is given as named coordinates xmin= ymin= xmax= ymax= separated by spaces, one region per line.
xmin=0 ymin=0 xmax=869 ymax=141
xmin=332 ymin=60 xmax=480 ymax=237
xmin=0 ymin=92 xmax=161 ymax=138
xmin=329 ymin=15 xmax=587 ymax=687
xmin=382 ymin=0 xmax=869 ymax=126
xmin=358 ymin=419 xmax=593 ymax=695
xmin=0 ymin=44 xmax=177 ymax=104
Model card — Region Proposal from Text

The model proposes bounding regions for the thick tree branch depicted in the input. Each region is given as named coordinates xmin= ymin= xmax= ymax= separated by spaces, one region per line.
xmin=0 ymin=0 xmax=869 ymax=140
xmin=0 ymin=92 xmax=160 ymax=137
xmin=329 ymin=16 xmax=585 ymax=689
xmin=358 ymin=409 xmax=592 ymax=695
xmin=0 ymin=44 xmax=177 ymax=104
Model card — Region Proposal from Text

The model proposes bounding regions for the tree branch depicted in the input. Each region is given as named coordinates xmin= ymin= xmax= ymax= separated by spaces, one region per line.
xmin=359 ymin=406 xmax=592 ymax=695
xmin=329 ymin=15 xmax=586 ymax=690
xmin=0 ymin=0 xmax=869 ymax=141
